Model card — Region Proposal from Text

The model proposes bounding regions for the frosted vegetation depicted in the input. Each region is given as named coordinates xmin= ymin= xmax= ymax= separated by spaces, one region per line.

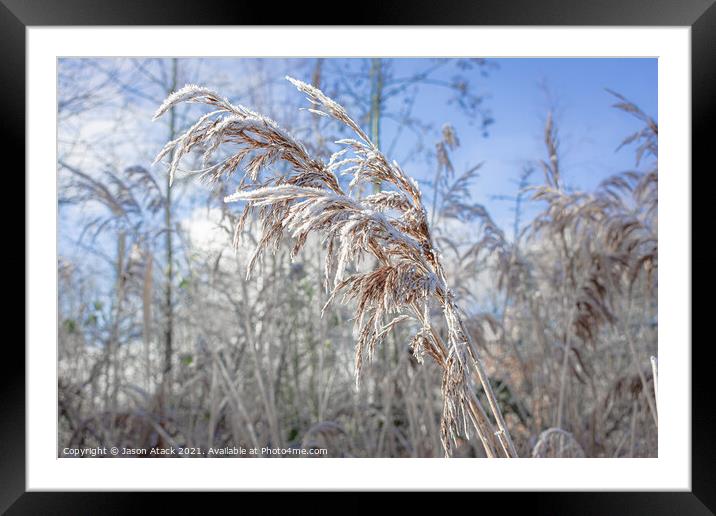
xmin=58 ymin=58 xmax=657 ymax=457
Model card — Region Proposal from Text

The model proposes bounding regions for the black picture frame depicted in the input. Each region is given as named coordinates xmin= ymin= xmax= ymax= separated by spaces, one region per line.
xmin=3 ymin=0 xmax=710 ymax=511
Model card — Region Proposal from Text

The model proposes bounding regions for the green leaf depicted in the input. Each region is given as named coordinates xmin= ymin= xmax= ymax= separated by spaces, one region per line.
xmin=63 ymin=319 xmax=77 ymax=334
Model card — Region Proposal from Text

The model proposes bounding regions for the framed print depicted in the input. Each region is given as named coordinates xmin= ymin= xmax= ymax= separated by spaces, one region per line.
xmin=3 ymin=0 xmax=711 ymax=510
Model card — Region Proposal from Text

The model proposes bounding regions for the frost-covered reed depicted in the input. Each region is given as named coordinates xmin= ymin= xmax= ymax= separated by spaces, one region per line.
xmin=154 ymin=77 xmax=517 ymax=457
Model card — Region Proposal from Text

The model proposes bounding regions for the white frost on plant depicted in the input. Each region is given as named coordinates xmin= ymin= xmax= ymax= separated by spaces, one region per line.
xmin=152 ymin=84 xmax=220 ymax=121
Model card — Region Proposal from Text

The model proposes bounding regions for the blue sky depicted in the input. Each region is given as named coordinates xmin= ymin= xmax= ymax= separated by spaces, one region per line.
xmin=379 ymin=58 xmax=657 ymax=233
xmin=59 ymin=57 xmax=658 ymax=256
xmin=464 ymin=58 xmax=656 ymax=183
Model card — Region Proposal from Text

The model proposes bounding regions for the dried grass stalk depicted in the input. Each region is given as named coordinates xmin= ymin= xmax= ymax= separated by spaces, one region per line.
xmin=154 ymin=77 xmax=518 ymax=457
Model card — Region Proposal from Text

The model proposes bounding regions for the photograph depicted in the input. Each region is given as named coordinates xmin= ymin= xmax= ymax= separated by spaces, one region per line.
xmin=4 ymin=2 xmax=706 ymax=504
xmin=57 ymin=56 xmax=659 ymax=460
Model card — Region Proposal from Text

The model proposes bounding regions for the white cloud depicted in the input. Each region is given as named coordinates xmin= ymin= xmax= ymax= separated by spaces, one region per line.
xmin=182 ymin=206 xmax=230 ymax=254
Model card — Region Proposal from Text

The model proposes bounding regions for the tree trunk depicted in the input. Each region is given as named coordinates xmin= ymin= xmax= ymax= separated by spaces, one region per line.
xmin=163 ymin=58 xmax=178 ymax=386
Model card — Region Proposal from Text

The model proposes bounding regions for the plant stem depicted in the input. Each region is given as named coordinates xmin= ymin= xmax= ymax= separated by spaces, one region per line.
xmin=416 ymin=301 xmax=518 ymax=458
xmin=163 ymin=58 xmax=177 ymax=385
xmin=369 ymin=58 xmax=383 ymax=193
